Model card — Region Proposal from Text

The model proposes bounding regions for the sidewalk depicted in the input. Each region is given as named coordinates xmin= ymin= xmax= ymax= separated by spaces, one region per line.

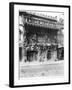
xmin=20 ymin=60 xmax=64 ymax=67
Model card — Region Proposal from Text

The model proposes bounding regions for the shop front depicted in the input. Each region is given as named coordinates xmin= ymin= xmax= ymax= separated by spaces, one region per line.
xmin=19 ymin=11 xmax=64 ymax=64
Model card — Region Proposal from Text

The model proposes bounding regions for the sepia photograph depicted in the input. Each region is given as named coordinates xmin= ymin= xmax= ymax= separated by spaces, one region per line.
xmin=9 ymin=2 xmax=70 ymax=87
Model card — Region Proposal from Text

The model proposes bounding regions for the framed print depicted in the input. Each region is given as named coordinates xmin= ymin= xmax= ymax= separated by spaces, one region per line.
xmin=9 ymin=2 xmax=70 ymax=87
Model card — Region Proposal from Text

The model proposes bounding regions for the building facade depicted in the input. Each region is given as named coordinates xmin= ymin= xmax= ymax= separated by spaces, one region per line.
xmin=19 ymin=11 xmax=64 ymax=63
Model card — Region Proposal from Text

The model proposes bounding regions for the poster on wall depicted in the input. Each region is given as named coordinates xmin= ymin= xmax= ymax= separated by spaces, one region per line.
xmin=9 ymin=2 xmax=70 ymax=87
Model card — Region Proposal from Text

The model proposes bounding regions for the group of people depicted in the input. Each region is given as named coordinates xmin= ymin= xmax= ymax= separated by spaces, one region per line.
xmin=23 ymin=44 xmax=64 ymax=62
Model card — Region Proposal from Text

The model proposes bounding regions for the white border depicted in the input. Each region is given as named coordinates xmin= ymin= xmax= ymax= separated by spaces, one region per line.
xmin=14 ymin=4 xmax=69 ymax=86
